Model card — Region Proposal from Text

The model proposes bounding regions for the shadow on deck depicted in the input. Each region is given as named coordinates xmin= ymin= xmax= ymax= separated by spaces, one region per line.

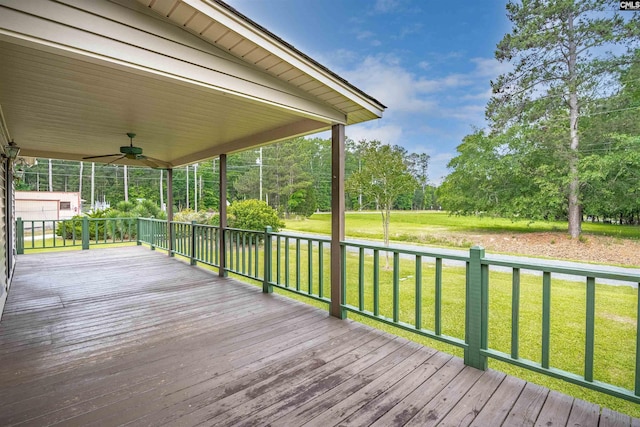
xmin=0 ymin=246 xmax=637 ymax=426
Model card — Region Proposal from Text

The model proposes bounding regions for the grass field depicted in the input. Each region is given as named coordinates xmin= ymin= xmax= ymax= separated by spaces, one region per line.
xmin=284 ymin=211 xmax=640 ymax=242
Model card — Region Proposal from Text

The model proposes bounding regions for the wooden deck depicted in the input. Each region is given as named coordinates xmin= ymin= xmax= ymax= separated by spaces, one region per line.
xmin=0 ymin=247 xmax=637 ymax=427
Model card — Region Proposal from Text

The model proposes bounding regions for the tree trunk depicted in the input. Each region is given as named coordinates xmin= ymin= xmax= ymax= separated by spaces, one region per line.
xmin=567 ymin=10 xmax=581 ymax=239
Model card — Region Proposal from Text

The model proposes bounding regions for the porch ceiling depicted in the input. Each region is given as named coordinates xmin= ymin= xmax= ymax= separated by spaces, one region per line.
xmin=0 ymin=0 xmax=385 ymax=168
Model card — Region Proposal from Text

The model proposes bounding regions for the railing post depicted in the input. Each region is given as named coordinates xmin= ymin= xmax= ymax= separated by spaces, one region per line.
xmin=465 ymin=246 xmax=487 ymax=370
xmin=81 ymin=216 xmax=90 ymax=250
xmin=169 ymin=221 xmax=175 ymax=257
xmin=136 ymin=218 xmax=141 ymax=246
xmin=16 ymin=217 xmax=23 ymax=255
xmin=190 ymin=221 xmax=197 ymax=265
xmin=263 ymin=226 xmax=273 ymax=293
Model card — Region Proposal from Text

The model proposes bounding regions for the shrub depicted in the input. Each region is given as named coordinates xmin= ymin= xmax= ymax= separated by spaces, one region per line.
xmin=173 ymin=209 xmax=215 ymax=224
xmin=228 ymin=200 xmax=283 ymax=232
xmin=56 ymin=210 xmax=108 ymax=239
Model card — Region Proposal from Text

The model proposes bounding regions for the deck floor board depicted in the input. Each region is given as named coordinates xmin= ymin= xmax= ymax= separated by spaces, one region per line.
xmin=0 ymin=246 xmax=636 ymax=426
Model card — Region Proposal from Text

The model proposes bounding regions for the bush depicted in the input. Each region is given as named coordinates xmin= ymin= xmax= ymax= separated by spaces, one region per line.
xmin=56 ymin=210 xmax=109 ymax=239
xmin=228 ymin=200 xmax=283 ymax=232
xmin=173 ymin=209 xmax=215 ymax=224
xmin=54 ymin=199 xmax=165 ymax=240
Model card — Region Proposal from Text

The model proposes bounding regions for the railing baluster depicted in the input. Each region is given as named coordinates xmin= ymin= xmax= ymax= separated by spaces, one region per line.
xmin=636 ymin=283 xmax=640 ymax=396
xmin=248 ymin=234 xmax=253 ymax=276
xmin=358 ymin=247 xmax=365 ymax=311
xmin=254 ymin=234 xmax=259 ymax=277
xmin=415 ymin=255 xmax=422 ymax=330
xmin=393 ymin=252 xmax=399 ymax=323
xmin=511 ymin=268 xmax=520 ymax=359
xmin=235 ymin=231 xmax=240 ymax=272
xmin=308 ymin=239 xmax=313 ymax=296
xmin=285 ymin=237 xmax=290 ymax=288
xmin=373 ymin=249 xmax=379 ymax=316
xmin=542 ymin=271 xmax=551 ymax=369
xmin=241 ymin=233 xmax=246 ymax=274
xmin=585 ymin=276 xmax=595 ymax=382
xmin=214 ymin=228 xmax=219 ymax=265
xmin=228 ymin=230 xmax=234 ymax=270
xmin=341 ymin=244 xmax=347 ymax=311
xmin=276 ymin=236 xmax=281 ymax=284
xmin=295 ymin=239 xmax=301 ymax=291
xmin=435 ymin=257 xmax=442 ymax=335
xmin=318 ymin=242 xmax=324 ymax=299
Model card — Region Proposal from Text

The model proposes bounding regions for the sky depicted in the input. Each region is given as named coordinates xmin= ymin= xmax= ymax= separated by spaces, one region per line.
xmin=225 ymin=0 xmax=514 ymax=184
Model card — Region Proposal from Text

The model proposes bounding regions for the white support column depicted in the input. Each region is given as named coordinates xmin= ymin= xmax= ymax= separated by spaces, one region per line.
xmin=330 ymin=124 xmax=345 ymax=319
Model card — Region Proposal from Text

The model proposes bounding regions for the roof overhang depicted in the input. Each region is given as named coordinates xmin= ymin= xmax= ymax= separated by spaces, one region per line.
xmin=0 ymin=0 xmax=385 ymax=168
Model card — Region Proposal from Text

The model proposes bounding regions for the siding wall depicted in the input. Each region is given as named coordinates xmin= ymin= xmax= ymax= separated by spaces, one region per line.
xmin=0 ymin=159 xmax=8 ymax=318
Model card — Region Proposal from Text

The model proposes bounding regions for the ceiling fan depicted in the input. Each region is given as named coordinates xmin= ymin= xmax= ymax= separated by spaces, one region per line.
xmin=83 ymin=133 xmax=168 ymax=168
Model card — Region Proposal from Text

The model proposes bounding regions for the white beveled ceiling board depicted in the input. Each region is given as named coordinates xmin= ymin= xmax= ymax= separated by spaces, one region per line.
xmin=0 ymin=41 xmax=312 ymax=166
xmin=1 ymin=0 xmax=345 ymax=125
xmin=0 ymin=0 xmax=384 ymax=168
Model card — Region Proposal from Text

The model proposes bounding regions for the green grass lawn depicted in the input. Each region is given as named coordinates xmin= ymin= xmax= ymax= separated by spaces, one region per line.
xmin=284 ymin=211 xmax=640 ymax=242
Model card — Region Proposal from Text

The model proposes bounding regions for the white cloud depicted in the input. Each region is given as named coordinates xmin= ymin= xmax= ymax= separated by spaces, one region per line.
xmin=356 ymin=30 xmax=375 ymax=41
xmin=374 ymin=0 xmax=401 ymax=13
xmin=418 ymin=61 xmax=431 ymax=70
xmin=346 ymin=122 xmax=404 ymax=145
xmin=444 ymin=104 xmax=486 ymax=123
xmin=335 ymin=55 xmax=474 ymax=114
xmin=470 ymin=57 xmax=512 ymax=78
xmin=461 ymin=88 xmax=494 ymax=101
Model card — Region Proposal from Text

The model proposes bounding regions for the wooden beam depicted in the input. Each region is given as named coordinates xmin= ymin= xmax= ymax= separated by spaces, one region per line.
xmin=330 ymin=124 xmax=345 ymax=319
xmin=166 ymin=168 xmax=174 ymax=257
xmin=218 ymin=154 xmax=227 ymax=277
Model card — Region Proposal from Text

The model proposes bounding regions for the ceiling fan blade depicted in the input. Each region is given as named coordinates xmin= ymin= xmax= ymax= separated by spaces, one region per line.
xmin=82 ymin=154 xmax=121 ymax=160
xmin=140 ymin=156 xmax=171 ymax=169
xmin=106 ymin=155 xmax=127 ymax=165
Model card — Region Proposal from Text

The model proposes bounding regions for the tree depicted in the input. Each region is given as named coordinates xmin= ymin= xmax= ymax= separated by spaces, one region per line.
xmin=489 ymin=0 xmax=639 ymax=237
xmin=347 ymin=140 xmax=417 ymax=257
xmin=407 ymin=152 xmax=430 ymax=210
xmin=439 ymin=128 xmax=567 ymax=220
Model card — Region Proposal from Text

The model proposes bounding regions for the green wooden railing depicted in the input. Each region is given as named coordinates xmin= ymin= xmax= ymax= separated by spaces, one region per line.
xmin=16 ymin=217 xmax=137 ymax=253
xmin=20 ymin=216 xmax=640 ymax=404
xmin=137 ymin=221 xmax=330 ymax=303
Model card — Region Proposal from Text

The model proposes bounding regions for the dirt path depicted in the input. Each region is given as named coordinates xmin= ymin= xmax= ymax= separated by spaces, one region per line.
xmin=436 ymin=231 xmax=640 ymax=267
